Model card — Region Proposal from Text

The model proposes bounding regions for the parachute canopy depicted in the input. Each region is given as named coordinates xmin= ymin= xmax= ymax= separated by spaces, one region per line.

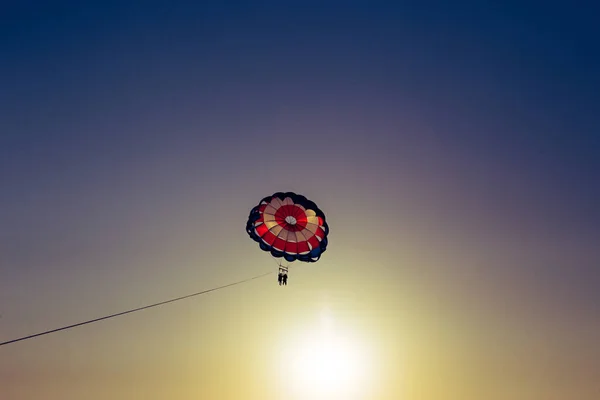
xmin=246 ymin=192 xmax=329 ymax=262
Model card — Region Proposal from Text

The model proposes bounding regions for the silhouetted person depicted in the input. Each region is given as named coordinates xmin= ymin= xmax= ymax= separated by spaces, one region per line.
xmin=278 ymin=272 xmax=283 ymax=285
xmin=282 ymin=273 xmax=288 ymax=285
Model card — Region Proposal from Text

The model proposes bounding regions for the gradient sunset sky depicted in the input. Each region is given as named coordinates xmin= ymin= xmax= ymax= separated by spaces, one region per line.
xmin=1 ymin=1 xmax=599 ymax=399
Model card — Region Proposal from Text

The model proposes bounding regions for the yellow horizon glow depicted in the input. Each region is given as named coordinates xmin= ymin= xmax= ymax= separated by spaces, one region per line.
xmin=276 ymin=309 xmax=376 ymax=400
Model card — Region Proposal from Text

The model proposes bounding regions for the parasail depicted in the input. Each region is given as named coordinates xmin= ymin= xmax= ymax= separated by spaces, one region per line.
xmin=246 ymin=192 xmax=329 ymax=264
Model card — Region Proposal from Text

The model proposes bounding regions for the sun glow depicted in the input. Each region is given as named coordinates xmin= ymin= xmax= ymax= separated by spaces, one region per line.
xmin=277 ymin=310 xmax=374 ymax=400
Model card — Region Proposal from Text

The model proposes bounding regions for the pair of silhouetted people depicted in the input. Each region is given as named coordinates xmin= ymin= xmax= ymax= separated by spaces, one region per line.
xmin=277 ymin=272 xmax=288 ymax=285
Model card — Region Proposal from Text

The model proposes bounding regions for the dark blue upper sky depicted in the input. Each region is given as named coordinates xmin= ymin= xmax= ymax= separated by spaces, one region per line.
xmin=2 ymin=4 xmax=598 ymax=234
xmin=3 ymin=1 xmax=598 ymax=245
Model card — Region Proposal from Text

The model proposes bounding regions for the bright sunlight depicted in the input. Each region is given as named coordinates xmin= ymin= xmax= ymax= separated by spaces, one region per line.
xmin=276 ymin=309 xmax=374 ymax=400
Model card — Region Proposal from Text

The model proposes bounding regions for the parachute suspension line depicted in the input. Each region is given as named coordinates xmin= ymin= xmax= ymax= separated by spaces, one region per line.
xmin=0 ymin=271 xmax=273 ymax=348
xmin=270 ymin=254 xmax=288 ymax=272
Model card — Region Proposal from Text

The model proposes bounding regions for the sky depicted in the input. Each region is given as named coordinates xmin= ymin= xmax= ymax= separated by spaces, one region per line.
xmin=1 ymin=1 xmax=599 ymax=399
